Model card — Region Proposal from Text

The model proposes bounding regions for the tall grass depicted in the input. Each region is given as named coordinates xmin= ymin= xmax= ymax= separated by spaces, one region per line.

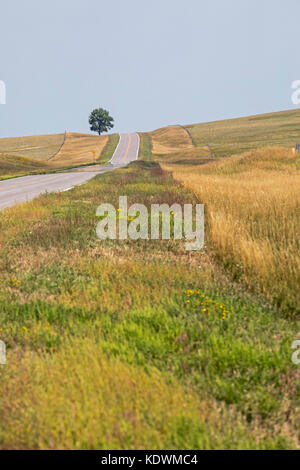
xmin=164 ymin=146 xmax=300 ymax=315
xmin=1 ymin=122 xmax=300 ymax=448
xmin=0 ymin=163 xmax=299 ymax=449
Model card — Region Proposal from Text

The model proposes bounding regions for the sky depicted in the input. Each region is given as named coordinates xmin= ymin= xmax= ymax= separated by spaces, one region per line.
xmin=0 ymin=0 xmax=300 ymax=137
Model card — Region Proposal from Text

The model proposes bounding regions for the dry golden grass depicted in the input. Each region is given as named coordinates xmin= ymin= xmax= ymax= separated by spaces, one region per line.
xmin=150 ymin=125 xmax=194 ymax=155
xmin=0 ymin=154 xmax=53 ymax=177
xmin=0 ymin=132 xmax=111 ymax=176
xmin=150 ymin=125 xmax=213 ymax=166
xmin=0 ymin=134 xmax=65 ymax=160
xmin=161 ymin=146 xmax=300 ymax=314
xmin=154 ymin=147 xmax=212 ymax=165
xmin=50 ymin=132 xmax=108 ymax=167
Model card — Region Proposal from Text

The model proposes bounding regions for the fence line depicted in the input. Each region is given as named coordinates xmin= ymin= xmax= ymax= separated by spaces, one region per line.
xmin=177 ymin=125 xmax=196 ymax=147
xmin=46 ymin=131 xmax=67 ymax=161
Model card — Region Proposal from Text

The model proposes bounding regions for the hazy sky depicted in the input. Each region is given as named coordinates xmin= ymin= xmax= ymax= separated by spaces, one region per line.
xmin=0 ymin=0 xmax=299 ymax=137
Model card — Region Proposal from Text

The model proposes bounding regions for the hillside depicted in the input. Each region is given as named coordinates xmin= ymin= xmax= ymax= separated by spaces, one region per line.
xmin=146 ymin=109 xmax=300 ymax=163
xmin=0 ymin=109 xmax=300 ymax=449
xmin=184 ymin=108 xmax=300 ymax=158
xmin=148 ymin=125 xmax=212 ymax=165
xmin=0 ymin=134 xmax=65 ymax=161
xmin=146 ymin=110 xmax=300 ymax=315
xmin=49 ymin=132 xmax=108 ymax=167
xmin=0 ymin=154 xmax=52 ymax=178
xmin=0 ymin=132 xmax=119 ymax=177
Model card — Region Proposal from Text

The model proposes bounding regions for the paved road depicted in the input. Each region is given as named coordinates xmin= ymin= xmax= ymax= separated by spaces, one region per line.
xmin=110 ymin=133 xmax=140 ymax=168
xmin=0 ymin=133 xmax=139 ymax=210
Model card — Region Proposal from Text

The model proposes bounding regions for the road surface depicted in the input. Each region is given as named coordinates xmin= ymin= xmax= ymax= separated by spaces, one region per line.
xmin=0 ymin=133 xmax=139 ymax=210
xmin=110 ymin=133 xmax=139 ymax=168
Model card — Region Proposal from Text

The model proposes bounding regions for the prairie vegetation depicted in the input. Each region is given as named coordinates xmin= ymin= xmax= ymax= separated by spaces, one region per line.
xmin=150 ymin=125 xmax=194 ymax=155
xmin=150 ymin=125 xmax=212 ymax=165
xmin=0 ymin=154 xmax=51 ymax=179
xmin=0 ymin=132 xmax=119 ymax=177
xmin=185 ymin=108 xmax=300 ymax=157
xmin=99 ymin=133 xmax=120 ymax=163
xmin=138 ymin=133 xmax=152 ymax=161
xmin=148 ymin=111 xmax=300 ymax=316
xmin=160 ymin=145 xmax=300 ymax=316
xmin=0 ymin=133 xmax=65 ymax=160
xmin=0 ymin=110 xmax=299 ymax=449
xmin=49 ymin=132 xmax=108 ymax=167
xmin=0 ymin=161 xmax=299 ymax=449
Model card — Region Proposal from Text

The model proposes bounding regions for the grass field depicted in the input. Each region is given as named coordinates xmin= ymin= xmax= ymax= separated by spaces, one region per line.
xmin=185 ymin=108 xmax=300 ymax=157
xmin=150 ymin=125 xmax=194 ymax=155
xmin=161 ymin=146 xmax=300 ymax=317
xmin=149 ymin=125 xmax=213 ymax=166
xmin=0 ymin=134 xmax=65 ymax=161
xmin=50 ymin=132 xmax=108 ymax=167
xmin=0 ymin=160 xmax=300 ymax=449
xmin=0 ymin=154 xmax=52 ymax=180
xmin=0 ymin=109 xmax=300 ymax=449
xmin=0 ymin=132 xmax=119 ymax=177
xmin=149 ymin=112 xmax=300 ymax=317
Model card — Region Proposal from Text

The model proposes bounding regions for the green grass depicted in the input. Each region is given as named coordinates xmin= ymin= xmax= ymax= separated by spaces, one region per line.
xmin=138 ymin=133 xmax=153 ymax=161
xmin=1 ymin=110 xmax=300 ymax=449
xmin=98 ymin=133 xmax=120 ymax=163
xmin=0 ymin=158 xmax=299 ymax=449
xmin=185 ymin=108 xmax=300 ymax=157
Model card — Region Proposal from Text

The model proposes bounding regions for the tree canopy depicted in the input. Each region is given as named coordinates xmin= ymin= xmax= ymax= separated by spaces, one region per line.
xmin=89 ymin=108 xmax=114 ymax=135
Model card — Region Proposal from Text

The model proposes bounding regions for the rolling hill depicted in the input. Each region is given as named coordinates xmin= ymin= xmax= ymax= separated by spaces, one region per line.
xmin=143 ymin=109 xmax=300 ymax=165
xmin=0 ymin=132 xmax=119 ymax=177
xmin=0 ymin=153 xmax=52 ymax=178
xmin=185 ymin=108 xmax=300 ymax=157
xmin=0 ymin=133 xmax=65 ymax=160
xmin=49 ymin=132 xmax=108 ymax=167
xmin=0 ymin=109 xmax=300 ymax=449
xmin=145 ymin=108 xmax=300 ymax=316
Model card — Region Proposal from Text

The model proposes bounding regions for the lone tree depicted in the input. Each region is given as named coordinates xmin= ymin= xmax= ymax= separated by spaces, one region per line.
xmin=89 ymin=108 xmax=114 ymax=135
